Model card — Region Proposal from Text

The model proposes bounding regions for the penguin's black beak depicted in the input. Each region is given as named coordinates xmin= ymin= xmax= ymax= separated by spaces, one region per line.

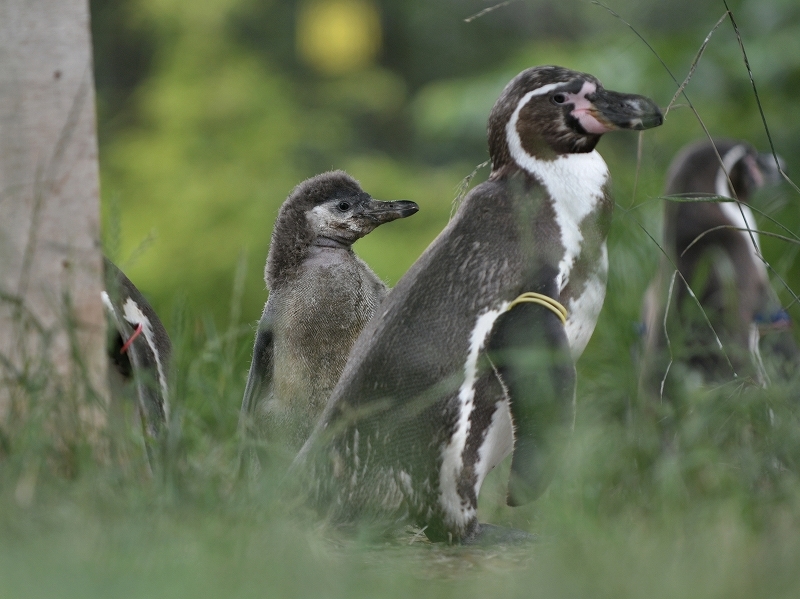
xmin=360 ymin=199 xmax=419 ymax=224
xmin=587 ymin=88 xmax=663 ymax=131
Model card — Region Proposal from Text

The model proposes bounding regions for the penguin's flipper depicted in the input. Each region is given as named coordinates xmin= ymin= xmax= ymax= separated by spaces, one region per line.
xmin=486 ymin=300 xmax=576 ymax=506
xmin=239 ymin=300 xmax=276 ymax=450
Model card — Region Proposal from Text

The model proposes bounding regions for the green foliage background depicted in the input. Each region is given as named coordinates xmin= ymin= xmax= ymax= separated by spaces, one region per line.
xmin=3 ymin=0 xmax=800 ymax=596
xmin=94 ymin=0 xmax=800 ymax=328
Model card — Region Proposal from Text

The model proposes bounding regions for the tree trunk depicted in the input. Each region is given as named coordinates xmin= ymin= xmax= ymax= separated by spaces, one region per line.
xmin=0 ymin=0 xmax=108 ymax=465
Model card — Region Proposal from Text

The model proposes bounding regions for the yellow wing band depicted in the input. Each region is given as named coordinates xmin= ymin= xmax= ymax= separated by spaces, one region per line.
xmin=506 ymin=292 xmax=568 ymax=325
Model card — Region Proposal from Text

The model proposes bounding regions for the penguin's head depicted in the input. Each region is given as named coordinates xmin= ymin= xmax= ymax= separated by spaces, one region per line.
xmin=725 ymin=145 xmax=785 ymax=202
xmin=665 ymin=139 xmax=783 ymax=202
xmin=266 ymin=171 xmax=418 ymax=286
xmin=304 ymin=177 xmax=419 ymax=246
xmin=488 ymin=65 xmax=663 ymax=168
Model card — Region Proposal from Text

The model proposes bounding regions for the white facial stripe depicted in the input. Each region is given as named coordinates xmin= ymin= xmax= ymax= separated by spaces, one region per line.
xmin=526 ymin=81 xmax=567 ymax=98
xmin=502 ymin=84 xmax=570 ymax=153
xmin=307 ymin=204 xmax=360 ymax=237
xmin=713 ymin=144 xmax=766 ymax=281
xmin=513 ymin=80 xmax=612 ymax=136
xmin=306 ymin=205 xmax=336 ymax=232
xmin=122 ymin=298 xmax=170 ymax=418
xmin=439 ymin=304 xmax=508 ymax=528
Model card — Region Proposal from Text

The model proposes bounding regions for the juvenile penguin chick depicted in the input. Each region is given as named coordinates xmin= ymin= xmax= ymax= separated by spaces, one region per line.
xmin=239 ymin=171 xmax=418 ymax=463
xmin=102 ymin=257 xmax=171 ymax=465
xmin=639 ymin=139 xmax=792 ymax=397
xmin=293 ymin=66 xmax=662 ymax=543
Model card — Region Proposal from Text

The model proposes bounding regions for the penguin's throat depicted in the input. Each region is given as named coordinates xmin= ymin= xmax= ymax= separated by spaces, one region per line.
xmin=517 ymin=135 xmax=559 ymax=162
xmin=313 ymin=236 xmax=352 ymax=250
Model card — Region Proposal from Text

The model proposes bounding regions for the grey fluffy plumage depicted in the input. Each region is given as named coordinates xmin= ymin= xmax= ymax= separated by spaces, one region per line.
xmin=239 ymin=171 xmax=418 ymax=464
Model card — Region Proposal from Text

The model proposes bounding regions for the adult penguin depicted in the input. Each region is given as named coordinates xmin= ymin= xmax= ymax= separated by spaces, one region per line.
xmin=239 ymin=171 xmax=418 ymax=467
xmin=102 ymin=257 xmax=171 ymax=465
xmin=294 ymin=66 xmax=663 ymax=543
xmin=639 ymin=139 xmax=794 ymax=397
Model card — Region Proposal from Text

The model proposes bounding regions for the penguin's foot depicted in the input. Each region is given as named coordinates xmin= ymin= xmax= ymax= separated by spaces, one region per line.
xmin=461 ymin=522 xmax=537 ymax=546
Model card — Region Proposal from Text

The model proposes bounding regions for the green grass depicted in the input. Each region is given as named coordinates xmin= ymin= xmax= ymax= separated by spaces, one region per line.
xmin=3 ymin=211 xmax=800 ymax=597
xmin=4 ymin=450 xmax=800 ymax=599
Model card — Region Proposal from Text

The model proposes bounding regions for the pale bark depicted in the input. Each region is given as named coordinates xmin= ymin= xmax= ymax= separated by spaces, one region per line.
xmin=0 ymin=0 xmax=108 ymax=451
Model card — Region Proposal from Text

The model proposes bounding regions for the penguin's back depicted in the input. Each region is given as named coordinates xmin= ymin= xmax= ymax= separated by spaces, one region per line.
xmin=331 ymin=179 xmax=522 ymax=406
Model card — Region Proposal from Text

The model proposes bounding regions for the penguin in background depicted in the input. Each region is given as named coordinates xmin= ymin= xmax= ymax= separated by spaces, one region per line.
xmin=293 ymin=66 xmax=663 ymax=543
xmin=639 ymin=139 xmax=795 ymax=399
xmin=239 ymin=171 xmax=418 ymax=468
xmin=102 ymin=257 xmax=171 ymax=466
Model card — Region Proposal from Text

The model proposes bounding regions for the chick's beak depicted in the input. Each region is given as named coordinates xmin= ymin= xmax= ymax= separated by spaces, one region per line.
xmin=360 ymin=199 xmax=419 ymax=224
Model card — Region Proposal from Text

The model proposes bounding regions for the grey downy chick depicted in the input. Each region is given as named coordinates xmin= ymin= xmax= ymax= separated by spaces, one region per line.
xmin=239 ymin=171 xmax=418 ymax=467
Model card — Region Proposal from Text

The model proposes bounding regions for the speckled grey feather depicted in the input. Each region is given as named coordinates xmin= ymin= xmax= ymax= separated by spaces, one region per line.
xmin=240 ymin=171 xmax=418 ymax=459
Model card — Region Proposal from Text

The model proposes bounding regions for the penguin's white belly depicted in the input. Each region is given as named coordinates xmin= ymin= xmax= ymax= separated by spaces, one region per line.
xmin=564 ymin=243 xmax=608 ymax=361
xmin=439 ymin=307 xmax=506 ymax=528
xmin=714 ymin=144 xmax=768 ymax=284
xmin=472 ymin=396 xmax=514 ymax=498
xmin=718 ymin=201 xmax=768 ymax=284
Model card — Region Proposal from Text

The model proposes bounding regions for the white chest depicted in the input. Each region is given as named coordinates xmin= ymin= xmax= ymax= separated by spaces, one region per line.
xmin=505 ymin=113 xmax=609 ymax=293
xmin=717 ymin=201 xmax=767 ymax=283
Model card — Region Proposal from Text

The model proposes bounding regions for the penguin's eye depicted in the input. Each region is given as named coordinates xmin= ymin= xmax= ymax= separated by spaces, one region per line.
xmin=337 ymin=201 xmax=351 ymax=212
xmin=551 ymin=93 xmax=567 ymax=105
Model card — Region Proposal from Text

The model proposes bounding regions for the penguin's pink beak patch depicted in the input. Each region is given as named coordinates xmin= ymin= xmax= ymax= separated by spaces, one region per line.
xmin=571 ymin=81 xmax=663 ymax=132
xmin=568 ymin=82 xmax=617 ymax=134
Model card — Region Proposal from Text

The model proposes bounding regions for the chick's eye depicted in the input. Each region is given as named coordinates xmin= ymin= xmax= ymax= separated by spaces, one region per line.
xmin=551 ymin=93 xmax=567 ymax=105
xmin=337 ymin=201 xmax=351 ymax=211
